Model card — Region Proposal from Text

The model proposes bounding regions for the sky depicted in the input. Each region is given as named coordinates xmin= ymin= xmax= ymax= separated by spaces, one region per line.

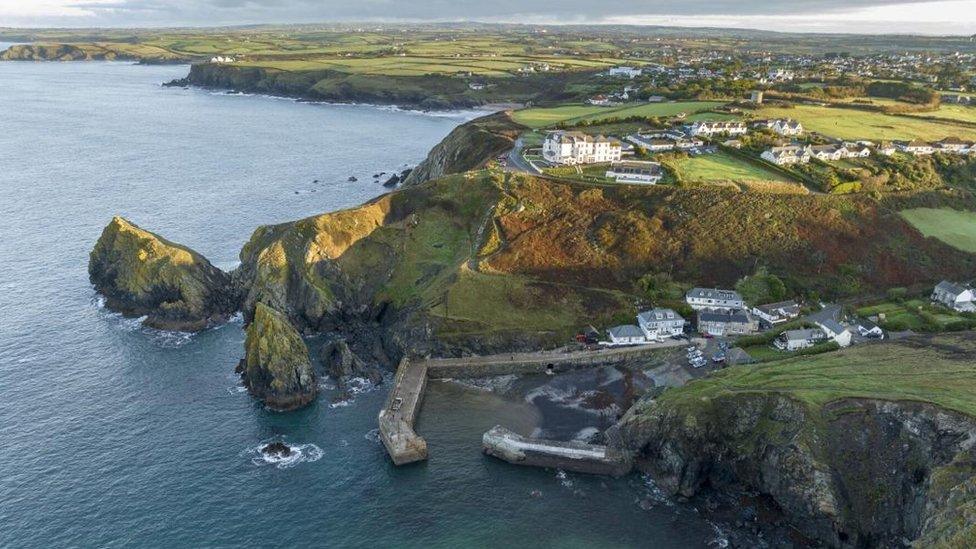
xmin=1 ymin=0 xmax=975 ymax=35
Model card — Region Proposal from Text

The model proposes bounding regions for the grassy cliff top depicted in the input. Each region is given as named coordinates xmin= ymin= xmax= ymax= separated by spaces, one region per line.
xmin=656 ymin=333 xmax=976 ymax=418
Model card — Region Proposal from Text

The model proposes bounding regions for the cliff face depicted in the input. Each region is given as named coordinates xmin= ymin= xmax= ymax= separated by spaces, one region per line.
xmin=609 ymin=334 xmax=976 ymax=547
xmin=400 ymin=112 xmax=525 ymax=187
xmin=89 ymin=217 xmax=238 ymax=331
xmin=241 ymin=303 xmax=317 ymax=411
xmin=0 ymin=44 xmax=125 ymax=61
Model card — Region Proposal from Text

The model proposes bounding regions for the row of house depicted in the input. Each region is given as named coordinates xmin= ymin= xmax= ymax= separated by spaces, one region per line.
xmin=604 ymin=161 xmax=664 ymax=184
xmin=626 ymin=132 xmax=704 ymax=153
xmin=607 ymin=308 xmax=686 ymax=345
xmin=751 ymin=119 xmax=804 ymax=137
xmin=882 ymin=138 xmax=976 ymax=157
xmin=761 ymin=142 xmax=871 ymax=166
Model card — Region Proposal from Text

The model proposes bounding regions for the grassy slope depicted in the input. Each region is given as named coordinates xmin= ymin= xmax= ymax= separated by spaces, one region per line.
xmin=658 ymin=333 xmax=976 ymax=418
xmin=670 ymin=151 xmax=797 ymax=186
xmin=754 ymin=105 xmax=976 ymax=141
xmin=901 ymin=208 xmax=976 ymax=254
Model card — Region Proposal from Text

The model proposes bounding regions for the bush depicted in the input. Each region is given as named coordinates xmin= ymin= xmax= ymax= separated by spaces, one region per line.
xmin=886 ymin=287 xmax=909 ymax=302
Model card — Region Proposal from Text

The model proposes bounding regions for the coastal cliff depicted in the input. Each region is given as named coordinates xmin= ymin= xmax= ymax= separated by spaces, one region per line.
xmin=400 ymin=112 xmax=525 ymax=186
xmin=0 ymin=43 xmax=187 ymax=63
xmin=608 ymin=334 xmax=976 ymax=547
xmin=89 ymin=217 xmax=238 ymax=331
xmin=240 ymin=303 xmax=318 ymax=411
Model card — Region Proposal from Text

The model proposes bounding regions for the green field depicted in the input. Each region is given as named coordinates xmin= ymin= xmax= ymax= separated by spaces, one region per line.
xmin=755 ymin=105 xmax=976 ymax=141
xmin=903 ymin=104 xmax=976 ymax=124
xmin=512 ymin=101 xmax=724 ymax=128
xmin=900 ymin=208 xmax=976 ymax=254
xmin=669 ymin=151 xmax=799 ymax=186
xmin=658 ymin=333 xmax=976 ymax=417
xmin=856 ymin=298 xmax=975 ymax=332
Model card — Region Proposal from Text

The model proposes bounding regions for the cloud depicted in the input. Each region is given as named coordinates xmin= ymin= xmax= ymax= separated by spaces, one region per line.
xmin=1 ymin=0 xmax=974 ymax=33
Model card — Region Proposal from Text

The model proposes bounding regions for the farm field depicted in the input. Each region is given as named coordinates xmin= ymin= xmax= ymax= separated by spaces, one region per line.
xmin=900 ymin=207 xmax=976 ymax=254
xmin=242 ymin=55 xmax=620 ymax=76
xmin=754 ymin=105 xmax=976 ymax=141
xmin=902 ymin=103 xmax=976 ymax=125
xmin=512 ymin=101 xmax=724 ymax=128
xmin=669 ymin=151 xmax=800 ymax=187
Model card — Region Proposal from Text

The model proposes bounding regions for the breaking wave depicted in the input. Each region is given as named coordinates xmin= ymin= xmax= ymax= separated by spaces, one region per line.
xmin=243 ymin=439 xmax=324 ymax=469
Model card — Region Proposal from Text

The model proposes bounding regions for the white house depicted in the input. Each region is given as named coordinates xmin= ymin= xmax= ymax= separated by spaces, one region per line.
xmin=608 ymin=66 xmax=643 ymax=79
xmin=816 ymin=319 xmax=853 ymax=348
xmin=210 ymin=56 xmax=236 ymax=63
xmin=808 ymin=144 xmax=846 ymax=162
xmin=637 ymin=308 xmax=686 ymax=340
xmin=767 ymin=68 xmax=796 ymax=82
xmin=774 ymin=328 xmax=826 ymax=351
xmin=762 ymin=146 xmax=811 ymax=166
xmin=877 ymin=142 xmax=899 ymax=156
xmin=753 ymin=119 xmax=803 ymax=136
xmin=856 ymin=319 xmax=885 ymax=339
xmin=605 ymin=161 xmax=663 ymax=184
xmin=686 ymin=288 xmax=745 ymax=311
xmin=543 ymin=131 xmax=622 ymax=165
xmin=932 ymin=280 xmax=976 ymax=312
xmin=843 ymin=143 xmax=872 ymax=158
xmin=936 ymin=137 xmax=973 ymax=154
xmin=753 ymin=300 xmax=801 ymax=327
xmin=688 ymin=121 xmax=748 ymax=138
xmin=899 ymin=140 xmax=936 ymax=155
xmin=607 ymin=325 xmax=647 ymax=345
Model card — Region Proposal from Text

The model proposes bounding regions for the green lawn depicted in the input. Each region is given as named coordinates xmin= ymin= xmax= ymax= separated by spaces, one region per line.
xmin=512 ymin=101 xmax=724 ymax=128
xmin=903 ymin=104 xmax=976 ymax=124
xmin=669 ymin=151 xmax=798 ymax=186
xmin=900 ymin=208 xmax=976 ymax=254
xmin=755 ymin=105 xmax=976 ymax=141
xmin=659 ymin=333 xmax=976 ymax=417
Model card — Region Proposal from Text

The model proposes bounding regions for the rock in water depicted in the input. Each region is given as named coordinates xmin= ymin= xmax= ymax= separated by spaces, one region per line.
xmin=382 ymin=174 xmax=400 ymax=188
xmin=261 ymin=441 xmax=293 ymax=457
xmin=88 ymin=216 xmax=237 ymax=331
xmin=241 ymin=303 xmax=318 ymax=411
xmin=321 ymin=339 xmax=384 ymax=389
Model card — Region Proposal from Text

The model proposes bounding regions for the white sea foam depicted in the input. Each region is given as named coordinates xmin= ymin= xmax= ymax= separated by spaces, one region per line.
xmin=245 ymin=439 xmax=324 ymax=469
xmin=364 ymin=428 xmax=382 ymax=444
xmin=573 ymin=427 xmax=600 ymax=442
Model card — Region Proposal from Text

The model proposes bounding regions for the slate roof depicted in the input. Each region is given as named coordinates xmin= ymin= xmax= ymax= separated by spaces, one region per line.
xmin=608 ymin=325 xmax=644 ymax=339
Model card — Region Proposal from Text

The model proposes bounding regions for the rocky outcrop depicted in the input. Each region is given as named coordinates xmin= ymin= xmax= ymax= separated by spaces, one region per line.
xmin=89 ymin=217 xmax=238 ymax=331
xmin=1 ymin=44 xmax=123 ymax=61
xmin=240 ymin=303 xmax=317 ymax=411
xmin=400 ymin=112 xmax=524 ymax=186
xmin=610 ymin=384 xmax=976 ymax=547
xmin=321 ymin=339 xmax=384 ymax=391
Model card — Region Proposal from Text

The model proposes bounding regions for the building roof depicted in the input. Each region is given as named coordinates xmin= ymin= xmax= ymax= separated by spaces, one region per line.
xmin=698 ymin=309 xmax=751 ymax=324
xmin=756 ymin=300 xmax=801 ymax=316
xmin=781 ymin=328 xmax=823 ymax=342
xmin=607 ymin=162 xmax=662 ymax=176
xmin=935 ymin=280 xmax=971 ymax=297
xmin=817 ymin=319 xmax=848 ymax=336
xmin=726 ymin=347 xmax=756 ymax=365
xmin=638 ymin=308 xmax=684 ymax=324
xmin=687 ymin=288 xmax=743 ymax=302
xmin=608 ymin=325 xmax=644 ymax=339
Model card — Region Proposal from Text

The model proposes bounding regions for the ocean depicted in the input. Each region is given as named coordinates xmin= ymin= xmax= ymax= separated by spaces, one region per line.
xmin=0 ymin=60 xmax=718 ymax=547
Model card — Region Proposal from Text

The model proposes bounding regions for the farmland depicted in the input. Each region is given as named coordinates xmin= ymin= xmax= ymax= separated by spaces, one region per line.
xmin=753 ymin=104 xmax=976 ymax=141
xmin=900 ymin=207 xmax=976 ymax=254
xmin=512 ymin=101 xmax=725 ymax=128
xmin=667 ymin=151 xmax=801 ymax=188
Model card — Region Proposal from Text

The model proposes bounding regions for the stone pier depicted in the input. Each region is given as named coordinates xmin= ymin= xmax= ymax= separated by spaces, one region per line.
xmin=482 ymin=425 xmax=633 ymax=477
xmin=378 ymin=358 xmax=429 ymax=465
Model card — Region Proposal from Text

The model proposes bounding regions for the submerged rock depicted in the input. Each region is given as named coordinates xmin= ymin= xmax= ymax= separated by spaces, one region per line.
xmin=88 ymin=216 xmax=238 ymax=331
xmin=261 ymin=441 xmax=293 ymax=457
xmin=241 ymin=303 xmax=317 ymax=411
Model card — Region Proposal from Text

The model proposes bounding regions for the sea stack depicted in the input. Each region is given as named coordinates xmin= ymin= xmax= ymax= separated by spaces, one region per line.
xmin=89 ymin=216 xmax=238 ymax=331
xmin=241 ymin=303 xmax=318 ymax=411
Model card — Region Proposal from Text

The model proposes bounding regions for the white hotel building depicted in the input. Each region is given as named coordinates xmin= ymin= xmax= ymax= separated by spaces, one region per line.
xmin=543 ymin=131 xmax=622 ymax=165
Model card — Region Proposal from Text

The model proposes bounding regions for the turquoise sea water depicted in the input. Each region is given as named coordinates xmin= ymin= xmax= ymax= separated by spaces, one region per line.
xmin=0 ymin=60 xmax=718 ymax=547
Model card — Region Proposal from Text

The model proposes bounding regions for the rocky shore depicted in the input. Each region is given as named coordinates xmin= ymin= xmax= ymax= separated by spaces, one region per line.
xmin=239 ymin=303 xmax=318 ymax=411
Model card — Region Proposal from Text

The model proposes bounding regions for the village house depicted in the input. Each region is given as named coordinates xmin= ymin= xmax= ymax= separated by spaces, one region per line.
xmin=808 ymin=144 xmax=848 ymax=162
xmin=210 ymin=56 xmax=236 ymax=63
xmin=816 ymin=319 xmax=853 ymax=348
xmin=877 ymin=141 xmax=899 ymax=156
xmin=637 ymin=308 xmax=686 ymax=340
xmin=843 ymin=143 xmax=872 ymax=158
xmin=935 ymin=137 xmax=973 ymax=154
xmin=767 ymin=68 xmax=796 ymax=82
xmin=753 ymin=119 xmax=804 ymax=137
xmin=608 ymin=66 xmax=643 ymax=79
xmin=686 ymin=288 xmax=745 ymax=311
xmin=774 ymin=328 xmax=826 ymax=351
xmin=856 ymin=319 xmax=885 ymax=339
xmin=543 ymin=131 xmax=622 ymax=165
xmin=898 ymin=140 xmax=936 ymax=155
xmin=588 ymin=95 xmax=614 ymax=106
xmin=607 ymin=325 xmax=647 ymax=345
xmin=762 ymin=145 xmax=811 ymax=166
xmin=752 ymin=300 xmax=801 ymax=327
xmin=932 ymin=280 xmax=976 ymax=312
xmin=697 ymin=309 xmax=758 ymax=337
xmin=605 ymin=161 xmax=663 ymax=184
xmin=688 ymin=121 xmax=748 ymax=138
